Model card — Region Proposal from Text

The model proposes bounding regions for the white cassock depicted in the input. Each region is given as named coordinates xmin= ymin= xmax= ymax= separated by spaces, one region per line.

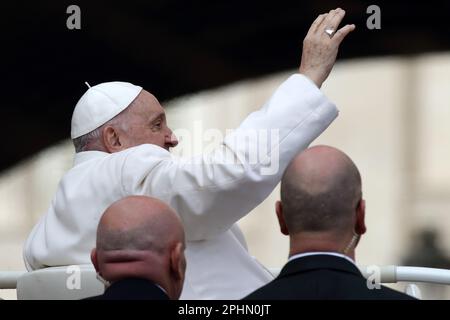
xmin=23 ymin=74 xmax=338 ymax=299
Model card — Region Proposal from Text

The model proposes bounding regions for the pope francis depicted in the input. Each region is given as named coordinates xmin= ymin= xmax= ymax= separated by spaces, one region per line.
xmin=24 ymin=9 xmax=355 ymax=299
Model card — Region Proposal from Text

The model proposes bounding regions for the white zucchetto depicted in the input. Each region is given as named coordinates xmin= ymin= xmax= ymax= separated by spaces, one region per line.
xmin=71 ymin=81 xmax=142 ymax=139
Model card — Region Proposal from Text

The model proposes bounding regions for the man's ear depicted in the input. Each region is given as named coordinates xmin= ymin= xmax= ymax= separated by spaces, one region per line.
xmin=91 ymin=248 xmax=99 ymax=273
xmin=102 ymin=126 xmax=123 ymax=153
xmin=355 ymin=199 xmax=367 ymax=235
xmin=276 ymin=201 xmax=289 ymax=235
xmin=170 ymin=242 xmax=186 ymax=282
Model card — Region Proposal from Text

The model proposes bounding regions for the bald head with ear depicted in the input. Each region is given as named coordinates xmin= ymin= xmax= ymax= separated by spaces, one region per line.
xmin=277 ymin=145 xmax=366 ymax=250
xmin=91 ymin=196 xmax=186 ymax=300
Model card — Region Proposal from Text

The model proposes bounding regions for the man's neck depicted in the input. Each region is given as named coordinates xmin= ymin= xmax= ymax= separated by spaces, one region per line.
xmin=288 ymin=252 xmax=357 ymax=267
xmin=289 ymin=232 xmax=355 ymax=261
xmin=101 ymin=258 xmax=173 ymax=298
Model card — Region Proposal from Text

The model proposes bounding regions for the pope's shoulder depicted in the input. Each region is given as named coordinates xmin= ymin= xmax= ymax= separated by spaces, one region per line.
xmin=74 ymin=143 xmax=172 ymax=165
xmin=59 ymin=144 xmax=174 ymax=187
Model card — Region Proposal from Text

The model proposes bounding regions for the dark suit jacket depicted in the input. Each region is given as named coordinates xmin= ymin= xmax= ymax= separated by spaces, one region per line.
xmin=244 ymin=254 xmax=416 ymax=300
xmin=84 ymin=278 xmax=170 ymax=300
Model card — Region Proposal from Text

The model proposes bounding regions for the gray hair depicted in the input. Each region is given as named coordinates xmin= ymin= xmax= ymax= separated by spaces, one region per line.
xmin=73 ymin=126 xmax=103 ymax=152
xmin=72 ymin=108 xmax=131 ymax=153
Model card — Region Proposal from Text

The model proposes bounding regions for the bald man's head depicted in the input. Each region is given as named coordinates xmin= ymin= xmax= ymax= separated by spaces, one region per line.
xmin=280 ymin=146 xmax=362 ymax=235
xmin=96 ymin=195 xmax=184 ymax=252
xmin=92 ymin=196 xmax=186 ymax=299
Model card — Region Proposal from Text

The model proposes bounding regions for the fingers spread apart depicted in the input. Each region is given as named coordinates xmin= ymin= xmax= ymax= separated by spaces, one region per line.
xmin=305 ymin=8 xmax=355 ymax=45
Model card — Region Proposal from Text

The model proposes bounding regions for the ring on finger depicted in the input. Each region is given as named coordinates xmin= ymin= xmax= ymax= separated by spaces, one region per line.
xmin=324 ymin=28 xmax=335 ymax=38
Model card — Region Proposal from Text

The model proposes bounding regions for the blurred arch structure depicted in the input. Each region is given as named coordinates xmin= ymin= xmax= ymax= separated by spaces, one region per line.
xmin=1 ymin=53 xmax=450 ymax=299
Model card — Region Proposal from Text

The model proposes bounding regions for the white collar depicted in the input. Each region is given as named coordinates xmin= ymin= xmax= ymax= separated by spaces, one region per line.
xmin=288 ymin=251 xmax=357 ymax=267
xmin=155 ymin=283 xmax=168 ymax=295
xmin=73 ymin=150 xmax=109 ymax=166
xmin=72 ymin=144 xmax=171 ymax=167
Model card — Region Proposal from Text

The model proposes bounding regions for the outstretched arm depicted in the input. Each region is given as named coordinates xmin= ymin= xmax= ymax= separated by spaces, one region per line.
xmin=123 ymin=9 xmax=355 ymax=240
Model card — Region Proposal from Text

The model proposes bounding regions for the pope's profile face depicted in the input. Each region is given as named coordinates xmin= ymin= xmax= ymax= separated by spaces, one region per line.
xmin=118 ymin=90 xmax=178 ymax=151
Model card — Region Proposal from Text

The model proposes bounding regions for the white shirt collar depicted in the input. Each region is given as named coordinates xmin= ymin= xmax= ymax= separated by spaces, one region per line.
xmin=155 ymin=283 xmax=168 ymax=295
xmin=73 ymin=150 xmax=108 ymax=166
xmin=288 ymin=251 xmax=357 ymax=267
xmin=72 ymin=145 xmax=171 ymax=167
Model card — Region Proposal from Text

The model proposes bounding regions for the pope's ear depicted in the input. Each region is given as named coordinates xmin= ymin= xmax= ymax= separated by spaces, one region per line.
xmin=102 ymin=125 xmax=123 ymax=153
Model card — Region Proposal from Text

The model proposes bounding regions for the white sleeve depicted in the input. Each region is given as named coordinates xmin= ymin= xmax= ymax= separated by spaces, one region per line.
xmin=121 ymin=74 xmax=338 ymax=241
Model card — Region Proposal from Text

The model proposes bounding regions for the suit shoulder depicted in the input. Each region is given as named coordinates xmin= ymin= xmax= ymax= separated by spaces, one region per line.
xmin=376 ymin=285 xmax=417 ymax=300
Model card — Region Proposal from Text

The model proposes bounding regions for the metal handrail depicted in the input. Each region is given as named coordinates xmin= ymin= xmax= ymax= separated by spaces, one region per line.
xmin=0 ymin=271 xmax=27 ymax=289
xmin=1 ymin=266 xmax=450 ymax=289
xmin=269 ymin=265 xmax=450 ymax=285
xmin=359 ymin=265 xmax=450 ymax=285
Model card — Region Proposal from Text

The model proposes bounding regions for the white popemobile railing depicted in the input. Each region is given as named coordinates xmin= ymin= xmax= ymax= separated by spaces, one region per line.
xmin=360 ymin=266 xmax=450 ymax=285
xmin=0 ymin=265 xmax=450 ymax=299
xmin=0 ymin=272 xmax=26 ymax=289
xmin=268 ymin=265 xmax=450 ymax=285
xmin=267 ymin=265 xmax=450 ymax=299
